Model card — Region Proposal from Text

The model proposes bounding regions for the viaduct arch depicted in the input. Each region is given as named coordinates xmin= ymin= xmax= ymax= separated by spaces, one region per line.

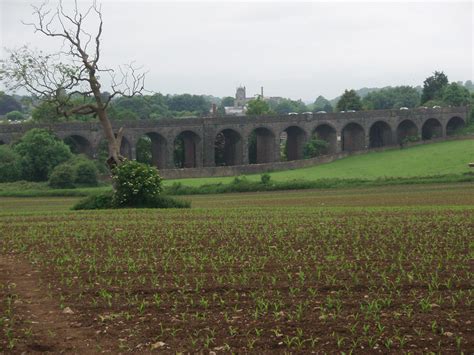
xmin=0 ymin=107 xmax=468 ymax=170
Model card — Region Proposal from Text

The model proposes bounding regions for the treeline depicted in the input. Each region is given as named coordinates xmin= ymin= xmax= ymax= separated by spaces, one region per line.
xmin=0 ymin=73 xmax=473 ymax=123
xmin=245 ymin=73 xmax=474 ymax=116
xmin=0 ymin=92 xmax=216 ymax=122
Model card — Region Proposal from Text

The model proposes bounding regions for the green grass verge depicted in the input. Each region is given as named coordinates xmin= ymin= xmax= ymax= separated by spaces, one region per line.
xmin=165 ymin=173 xmax=474 ymax=195
xmin=0 ymin=181 xmax=112 ymax=197
xmin=1 ymin=138 xmax=473 ymax=197
xmin=164 ymin=139 xmax=474 ymax=187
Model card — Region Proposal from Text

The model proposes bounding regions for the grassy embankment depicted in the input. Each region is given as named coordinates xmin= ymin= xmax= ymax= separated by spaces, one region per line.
xmin=0 ymin=138 xmax=473 ymax=197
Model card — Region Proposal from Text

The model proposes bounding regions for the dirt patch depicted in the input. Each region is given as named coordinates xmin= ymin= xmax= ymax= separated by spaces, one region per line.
xmin=0 ymin=254 xmax=111 ymax=354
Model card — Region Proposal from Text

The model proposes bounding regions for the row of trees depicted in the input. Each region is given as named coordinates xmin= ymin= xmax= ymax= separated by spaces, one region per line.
xmin=0 ymin=91 xmax=214 ymax=122
xmin=3 ymin=76 xmax=473 ymax=123
xmin=335 ymin=73 xmax=473 ymax=113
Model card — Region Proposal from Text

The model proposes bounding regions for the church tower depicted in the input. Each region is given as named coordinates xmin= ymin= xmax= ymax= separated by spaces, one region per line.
xmin=235 ymin=86 xmax=246 ymax=107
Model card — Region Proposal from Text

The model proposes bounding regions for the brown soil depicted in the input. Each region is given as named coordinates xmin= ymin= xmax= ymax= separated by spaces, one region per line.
xmin=0 ymin=255 xmax=112 ymax=354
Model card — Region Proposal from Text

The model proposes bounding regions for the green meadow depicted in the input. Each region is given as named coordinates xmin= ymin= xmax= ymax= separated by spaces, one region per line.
xmin=165 ymin=139 xmax=474 ymax=187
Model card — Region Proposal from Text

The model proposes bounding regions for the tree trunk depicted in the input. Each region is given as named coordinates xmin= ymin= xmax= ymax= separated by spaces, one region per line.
xmin=89 ymin=74 xmax=124 ymax=169
xmin=96 ymin=107 xmax=123 ymax=169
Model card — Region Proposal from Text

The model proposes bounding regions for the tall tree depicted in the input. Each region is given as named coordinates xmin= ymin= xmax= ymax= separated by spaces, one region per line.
xmin=313 ymin=95 xmax=333 ymax=112
xmin=441 ymin=83 xmax=471 ymax=106
xmin=421 ymin=71 xmax=448 ymax=104
xmin=362 ymin=86 xmax=420 ymax=110
xmin=246 ymin=96 xmax=272 ymax=115
xmin=221 ymin=97 xmax=235 ymax=107
xmin=0 ymin=1 xmax=146 ymax=168
xmin=336 ymin=89 xmax=363 ymax=112
xmin=0 ymin=92 xmax=22 ymax=115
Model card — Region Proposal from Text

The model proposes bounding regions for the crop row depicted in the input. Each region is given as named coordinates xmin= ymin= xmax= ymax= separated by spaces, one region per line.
xmin=1 ymin=206 xmax=473 ymax=352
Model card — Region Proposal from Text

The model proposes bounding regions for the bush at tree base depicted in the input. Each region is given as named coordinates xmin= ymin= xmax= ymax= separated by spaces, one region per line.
xmin=112 ymin=160 xmax=163 ymax=207
xmin=73 ymin=159 xmax=190 ymax=209
xmin=72 ymin=191 xmax=190 ymax=210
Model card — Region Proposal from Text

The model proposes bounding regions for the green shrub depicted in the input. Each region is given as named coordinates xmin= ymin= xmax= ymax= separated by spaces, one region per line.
xmin=74 ymin=159 xmax=98 ymax=186
xmin=49 ymin=164 xmax=75 ymax=189
xmin=260 ymin=173 xmax=271 ymax=185
xmin=303 ymin=137 xmax=329 ymax=158
xmin=14 ymin=128 xmax=72 ymax=181
xmin=6 ymin=110 xmax=24 ymax=121
xmin=138 ymin=195 xmax=191 ymax=209
xmin=72 ymin=191 xmax=115 ymax=210
xmin=112 ymin=160 xmax=163 ymax=207
xmin=0 ymin=145 xmax=22 ymax=182
xmin=72 ymin=191 xmax=190 ymax=210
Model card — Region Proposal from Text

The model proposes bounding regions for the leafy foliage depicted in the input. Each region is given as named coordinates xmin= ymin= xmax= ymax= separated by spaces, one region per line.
xmin=13 ymin=129 xmax=72 ymax=181
xmin=72 ymin=190 xmax=190 ymax=210
xmin=72 ymin=191 xmax=115 ymax=210
xmin=49 ymin=164 xmax=75 ymax=189
xmin=0 ymin=92 xmax=22 ymax=115
xmin=0 ymin=145 xmax=22 ymax=182
xmin=167 ymin=94 xmax=210 ymax=116
xmin=303 ymin=137 xmax=330 ymax=158
xmin=421 ymin=71 xmax=448 ymax=104
xmin=260 ymin=173 xmax=271 ymax=185
xmin=246 ymin=97 xmax=272 ymax=116
xmin=5 ymin=111 xmax=24 ymax=121
xmin=221 ymin=96 xmax=235 ymax=107
xmin=271 ymin=98 xmax=308 ymax=114
xmin=74 ymin=158 xmax=99 ymax=186
xmin=136 ymin=136 xmax=152 ymax=165
xmin=313 ymin=96 xmax=333 ymax=112
xmin=441 ymin=83 xmax=471 ymax=106
xmin=336 ymin=90 xmax=363 ymax=111
xmin=31 ymin=101 xmax=63 ymax=122
xmin=362 ymin=86 xmax=420 ymax=110
xmin=112 ymin=160 xmax=163 ymax=207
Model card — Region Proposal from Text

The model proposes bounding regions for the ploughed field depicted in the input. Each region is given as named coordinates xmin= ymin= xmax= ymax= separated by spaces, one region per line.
xmin=1 ymin=184 xmax=473 ymax=353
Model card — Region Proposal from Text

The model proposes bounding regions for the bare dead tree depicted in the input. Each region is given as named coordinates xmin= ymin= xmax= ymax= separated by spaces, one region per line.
xmin=0 ymin=0 xmax=146 ymax=168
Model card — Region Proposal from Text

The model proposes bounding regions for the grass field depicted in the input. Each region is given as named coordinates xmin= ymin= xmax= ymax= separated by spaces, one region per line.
xmin=1 ymin=184 xmax=473 ymax=353
xmin=0 ymin=139 xmax=472 ymax=198
xmin=166 ymin=139 xmax=474 ymax=187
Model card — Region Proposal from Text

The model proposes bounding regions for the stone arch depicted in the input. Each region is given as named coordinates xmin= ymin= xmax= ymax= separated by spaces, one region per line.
xmin=136 ymin=132 xmax=167 ymax=169
xmin=446 ymin=116 xmax=465 ymax=136
xmin=280 ymin=125 xmax=307 ymax=161
xmin=369 ymin=121 xmax=393 ymax=148
xmin=248 ymin=127 xmax=276 ymax=164
xmin=342 ymin=122 xmax=365 ymax=152
xmin=215 ymin=129 xmax=243 ymax=166
xmin=397 ymin=119 xmax=418 ymax=144
xmin=312 ymin=124 xmax=337 ymax=154
xmin=63 ymin=134 xmax=93 ymax=157
xmin=174 ymin=130 xmax=201 ymax=168
xmin=422 ymin=118 xmax=442 ymax=140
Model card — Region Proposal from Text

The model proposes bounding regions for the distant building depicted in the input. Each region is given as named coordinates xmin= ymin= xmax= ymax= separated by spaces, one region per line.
xmin=224 ymin=106 xmax=246 ymax=116
xmin=223 ymin=85 xmax=284 ymax=116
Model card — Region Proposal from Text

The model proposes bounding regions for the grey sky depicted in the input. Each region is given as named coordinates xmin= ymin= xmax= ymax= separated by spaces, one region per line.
xmin=1 ymin=0 xmax=473 ymax=102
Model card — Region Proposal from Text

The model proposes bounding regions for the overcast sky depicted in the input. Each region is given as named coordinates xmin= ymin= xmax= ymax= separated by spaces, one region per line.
xmin=1 ymin=0 xmax=473 ymax=102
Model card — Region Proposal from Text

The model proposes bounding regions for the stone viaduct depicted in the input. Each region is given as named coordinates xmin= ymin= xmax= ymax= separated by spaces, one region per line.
xmin=0 ymin=106 xmax=469 ymax=171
